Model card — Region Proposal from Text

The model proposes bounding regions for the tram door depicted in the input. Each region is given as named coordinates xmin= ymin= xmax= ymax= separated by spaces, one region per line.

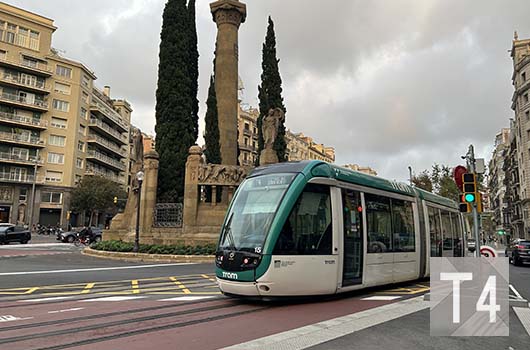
xmin=341 ymin=189 xmax=363 ymax=286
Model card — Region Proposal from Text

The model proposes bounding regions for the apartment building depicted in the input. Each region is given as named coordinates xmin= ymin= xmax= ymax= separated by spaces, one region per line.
xmin=343 ymin=164 xmax=378 ymax=176
xmin=286 ymin=130 xmax=335 ymax=163
xmin=488 ymin=128 xmax=510 ymax=235
xmin=0 ymin=3 xmax=131 ymax=226
xmin=237 ymin=105 xmax=258 ymax=166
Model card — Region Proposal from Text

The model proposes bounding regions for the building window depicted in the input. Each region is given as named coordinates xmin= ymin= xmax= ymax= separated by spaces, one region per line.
xmin=47 ymin=152 xmax=64 ymax=164
xmin=0 ymin=49 xmax=6 ymax=60
xmin=41 ymin=191 xmax=62 ymax=204
xmin=244 ymin=123 xmax=249 ymax=130
xmin=525 ymin=94 xmax=529 ymax=104
xmin=0 ymin=22 xmax=39 ymax=49
xmin=82 ymin=75 xmax=90 ymax=88
xmin=51 ymin=117 xmax=67 ymax=129
xmin=79 ymin=124 xmax=86 ymax=135
xmin=21 ymin=56 xmax=38 ymax=68
xmin=49 ymin=134 xmax=66 ymax=147
xmin=56 ymin=65 xmax=72 ymax=78
xmin=526 ymin=110 xmax=530 ymax=121
xmin=80 ymin=107 xmax=88 ymax=120
xmin=82 ymin=91 xmax=89 ymax=104
xmin=76 ymin=157 xmax=83 ymax=169
xmin=54 ymin=82 xmax=71 ymax=95
xmin=53 ymin=99 xmax=70 ymax=112
xmin=75 ymin=174 xmax=82 ymax=184
xmin=45 ymin=171 xmax=62 ymax=183
xmin=19 ymin=188 xmax=27 ymax=202
xmin=77 ymin=141 xmax=85 ymax=152
xmin=523 ymin=72 xmax=527 ymax=82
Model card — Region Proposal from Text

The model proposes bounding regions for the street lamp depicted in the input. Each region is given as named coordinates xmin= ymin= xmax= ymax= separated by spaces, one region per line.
xmin=133 ymin=170 xmax=144 ymax=253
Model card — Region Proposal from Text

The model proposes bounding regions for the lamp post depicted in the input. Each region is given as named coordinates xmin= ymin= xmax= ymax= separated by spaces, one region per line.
xmin=27 ymin=151 xmax=39 ymax=231
xmin=134 ymin=170 xmax=144 ymax=253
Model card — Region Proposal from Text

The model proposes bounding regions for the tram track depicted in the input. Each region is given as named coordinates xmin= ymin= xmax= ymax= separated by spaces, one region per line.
xmin=0 ymin=300 xmax=269 ymax=350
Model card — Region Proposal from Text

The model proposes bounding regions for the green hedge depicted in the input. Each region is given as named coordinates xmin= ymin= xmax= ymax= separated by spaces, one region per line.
xmin=91 ymin=240 xmax=217 ymax=255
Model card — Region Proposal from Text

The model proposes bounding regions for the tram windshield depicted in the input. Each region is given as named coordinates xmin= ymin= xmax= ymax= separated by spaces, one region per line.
xmin=219 ymin=173 xmax=296 ymax=253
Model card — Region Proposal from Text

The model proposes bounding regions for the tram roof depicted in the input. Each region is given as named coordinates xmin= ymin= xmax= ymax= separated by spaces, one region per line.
xmin=249 ymin=160 xmax=457 ymax=209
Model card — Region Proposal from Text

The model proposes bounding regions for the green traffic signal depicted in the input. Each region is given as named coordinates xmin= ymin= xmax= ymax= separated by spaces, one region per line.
xmin=464 ymin=193 xmax=475 ymax=203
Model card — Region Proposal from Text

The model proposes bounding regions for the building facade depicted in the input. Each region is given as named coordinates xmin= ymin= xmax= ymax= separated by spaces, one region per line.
xmin=0 ymin=3 xmax=131 ymax=227
xmin=488 ymin=128 xmax=510 ymax=235
xmin=343 ymin=164 xmax=378 ymax=176
xmin=286 ymin=130 xmax=335 ymax=163
xmin=509 ymin=33 xmax=530 ymax=239
xmin=237 ymin=105 xmax=258 ymax=166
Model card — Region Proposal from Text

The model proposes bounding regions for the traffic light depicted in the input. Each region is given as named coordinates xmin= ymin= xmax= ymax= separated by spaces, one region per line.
xmin=459 ymin=194 xmax=471 ymax=213
xmin=462 ymin=173 xmax=477 ymax=203
xmin=113 ymin=196 xmax=118 ymax=204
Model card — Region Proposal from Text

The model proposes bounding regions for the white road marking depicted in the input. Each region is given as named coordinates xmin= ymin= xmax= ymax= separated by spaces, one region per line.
xmin=81 ymin=296 xmax=147 ymax=302
xmin=19 ymin=296 xmax=75 ymax=302
xmin=160 ymin=296 xmax=216 ymax=302
xmin=48 ymin=307 xmax=85 ymax=314
xmin=361 ymin=296 xmax=401 ymax=301
xmin=0 ymin=315 xmax=33 ymax=322
xmin=222 ymin=296 xmax=429 ymax=350
xmin=510 ymin=284 xmax=524 ymax=300
xmin=514 ymin=307 xmax=530 ymax=336
xmin=0 ymin=263 xmax=196 ymax=276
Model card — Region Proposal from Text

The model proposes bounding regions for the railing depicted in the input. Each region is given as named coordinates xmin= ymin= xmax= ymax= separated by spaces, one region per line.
xmin=0 ymin=73 xmax=48 ymax=91
xmin=85 ymin=166 xmax=125 ymax=183
xmin=87 ymin=133 xmax=127 ymax=156
xmin=86 ymin=150 xmax=126 ymax=170
xmin=153 ymin=203 xmax=183 ymax=228
xmin=91 ymin=92 xmax=129 ymax=131
xmin=0 ymin=111 xmax=47 ymax=128
xmin=0 ymin=32 xmax=39 ymax=50
xmin=0 ymin=152 xmax=41 ymax=164
xmin=0 ymin=91 xmax=48 ymax=109
xmin=0 ymin=172 xmax=40 ymax=183
xmin=89 ymin=117 xmax=128 ymax=144
xmin=0 ymin=131 xmax=45 ymax=145
xmin=0 ymin=54 xmax=51 ymax=74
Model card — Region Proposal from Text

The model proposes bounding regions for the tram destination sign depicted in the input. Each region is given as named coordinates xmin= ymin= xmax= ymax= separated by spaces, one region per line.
xmin=430 ymin=257 xmax=509 ymax=336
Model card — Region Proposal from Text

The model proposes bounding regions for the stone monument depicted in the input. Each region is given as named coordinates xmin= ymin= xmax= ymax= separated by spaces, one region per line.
xmin=259 ymin=107 xmax=285 ymax=165
xmin=210 ymin=0 xmax=246 ymax=166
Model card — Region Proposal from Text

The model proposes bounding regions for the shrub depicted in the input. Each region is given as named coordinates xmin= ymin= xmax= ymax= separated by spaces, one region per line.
xmin=91 ymin=240 xmax=216 ymax=255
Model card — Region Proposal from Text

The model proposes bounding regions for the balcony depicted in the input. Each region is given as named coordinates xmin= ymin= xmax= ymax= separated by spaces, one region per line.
xmin=0 ymin=73 xmax=49 ymax=94
xmin=0 ymin=91 xmax=48 ymax=111
xmin=91 ymin=92 xmax=129 ymax=132
xmin=0 ymin=55 xmax=52 ymax=77
xmin=0 ymin=172 xmax=44 ymax=184
xmin=242 ymin=129 xmax=252 ymax=137
xmin=86 ymin=150 xmax=126 ymax=171
xmin=85 ymin=166 xmax=126 ymax=184
xmin=88 ymin=118 xmax=128 ymax=145
xmin=239 ymin=144 xmax=257 ymax=152
xmin=0 ymin=131 xmax=45 ymax=148
xmin=87 ymin=133 xmax=127 ymax=157
xmin=0 ymin=111 xmax=47 ymax=130
xmin=0 ymin=152 xmax=42 ymax=166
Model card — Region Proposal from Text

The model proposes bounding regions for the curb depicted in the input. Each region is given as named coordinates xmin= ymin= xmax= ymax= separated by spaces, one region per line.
xmin=82 ymin=247 xmax=215 ymax=264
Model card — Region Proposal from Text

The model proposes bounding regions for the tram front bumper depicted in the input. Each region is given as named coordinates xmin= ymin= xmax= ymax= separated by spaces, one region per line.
xmin=217 ymin=278 xmax=260 ymax=296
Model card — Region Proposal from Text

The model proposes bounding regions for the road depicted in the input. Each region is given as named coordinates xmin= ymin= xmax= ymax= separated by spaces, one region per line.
xmin=0 ymin=240 xmax=528 ymax=350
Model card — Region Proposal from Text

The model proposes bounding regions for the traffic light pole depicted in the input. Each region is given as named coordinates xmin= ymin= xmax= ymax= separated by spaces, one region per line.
xmin=466 ymin=145 xmax=481 ymax=257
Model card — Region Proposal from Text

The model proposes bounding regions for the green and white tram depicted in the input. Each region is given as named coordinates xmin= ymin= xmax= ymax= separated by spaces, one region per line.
xmin=215 ymin=161 xmax=465 ymax=297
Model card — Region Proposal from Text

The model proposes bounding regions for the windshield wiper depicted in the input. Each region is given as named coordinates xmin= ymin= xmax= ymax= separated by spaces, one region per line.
xmin=221 ymin=213 xmax=237 ymax=251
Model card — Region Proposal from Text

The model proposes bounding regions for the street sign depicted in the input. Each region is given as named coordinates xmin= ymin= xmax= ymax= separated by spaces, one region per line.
xmin=475 ymin=159 xmax=485 ymax=174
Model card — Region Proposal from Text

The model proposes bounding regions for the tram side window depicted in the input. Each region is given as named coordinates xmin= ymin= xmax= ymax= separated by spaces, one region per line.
xmin=440 ymin=210 xmax=454 ymax=257
xmin=273 ymin=184 xmax=332 ymax=255
xmin=392 ymin=199 xmax=415 ymax=252
xmin=451 ymin=212 xmax=464 ymax=257
xmin=365 ymin=194 xmax=392 ymax=253
xmin=428 ymin=207 xmax=442 ymax=257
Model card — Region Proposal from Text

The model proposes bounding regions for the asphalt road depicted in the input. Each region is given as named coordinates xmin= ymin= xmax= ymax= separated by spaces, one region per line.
xmin=0 ymin=241 xmax=528 ymax=350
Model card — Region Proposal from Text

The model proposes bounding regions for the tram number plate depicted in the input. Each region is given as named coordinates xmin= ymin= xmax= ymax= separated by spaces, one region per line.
xmin=430 ymin=257 xmax=509 ymax=336
xmin=274 ymin=260 xmax=295 ymax=268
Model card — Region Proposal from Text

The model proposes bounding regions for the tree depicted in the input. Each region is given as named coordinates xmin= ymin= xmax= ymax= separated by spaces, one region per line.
xmin=411 ymin=164 xmax=459 ymax=201
xmin=188 ymin=0 xmax=199 ymax=140
xmin=204 ymin=75 xmax=221 ymax=164
xmin=70 ymin=176 xmax=126 ymax=226
xmin=256 ymin=16 xmax=287 ymax=164
xmin=411 ymin=170 xmax=433 ymax=192
xmin=155 ymin=0 xmax=198 ymax=202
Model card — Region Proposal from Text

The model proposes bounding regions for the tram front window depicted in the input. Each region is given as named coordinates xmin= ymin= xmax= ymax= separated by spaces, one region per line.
xmin=219 ymin=173 xmax=296 ymax=253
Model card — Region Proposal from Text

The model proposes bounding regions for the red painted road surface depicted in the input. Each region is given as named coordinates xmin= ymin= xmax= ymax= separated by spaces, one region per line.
xmin=0 ymin=293 xmax=396 ymax=350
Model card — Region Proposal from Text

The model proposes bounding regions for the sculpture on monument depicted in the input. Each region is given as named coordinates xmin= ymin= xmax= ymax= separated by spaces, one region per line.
xmin=260 ymin=107 xmax=285 ymax=165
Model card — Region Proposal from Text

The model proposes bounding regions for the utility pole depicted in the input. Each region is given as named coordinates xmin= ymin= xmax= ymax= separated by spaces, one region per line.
xmin=27 ymin=150 xmax=39 ymax=231
xmin=408 ymin=166 xmax=413 ymax=186
xmin=465 ymin=145 xmax=481 ymax=257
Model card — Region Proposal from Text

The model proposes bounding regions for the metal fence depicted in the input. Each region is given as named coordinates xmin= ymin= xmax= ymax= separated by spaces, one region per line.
xmin=153 ymin=203 xmax=183 ymax=228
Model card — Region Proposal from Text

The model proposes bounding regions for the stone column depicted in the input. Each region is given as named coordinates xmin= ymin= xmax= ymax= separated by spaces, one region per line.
xmin=210 ymin=0 xmax=246 ymax=165
xmin=140 ymin=150 xmax=159 ymax=232
xmin=183 ymin=145 xmax=203 ymax=227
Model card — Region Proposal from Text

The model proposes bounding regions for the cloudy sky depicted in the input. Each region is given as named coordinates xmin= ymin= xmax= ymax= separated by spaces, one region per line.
xmin=11 ymin=0 xmax=530 ymax=182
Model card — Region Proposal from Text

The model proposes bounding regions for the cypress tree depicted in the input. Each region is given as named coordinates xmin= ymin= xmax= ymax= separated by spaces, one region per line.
xmin=155 ymin=0 xmax=198 ymax=202
xmin=204 ymin=75 xmax=221 ymax=164
xmin=188 ymin=0 xmax=199 ymax=140
xmin=256 ymin=16 xmax=287 ymax=164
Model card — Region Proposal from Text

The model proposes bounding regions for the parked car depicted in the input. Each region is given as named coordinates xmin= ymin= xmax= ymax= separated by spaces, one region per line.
xmin=467 ymin=238 xmax=476 ymax=253
xmin=58 ymin=227 xmax=102 ymax=243
xmin=0 ymin=224 xmax=31 ymax=245
xmin=505 ymin=239 xmax=530 ymax=266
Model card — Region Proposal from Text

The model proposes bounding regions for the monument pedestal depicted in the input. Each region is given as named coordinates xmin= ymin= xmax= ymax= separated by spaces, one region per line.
xmin=260 ymin=148 xmax=278 ymax=165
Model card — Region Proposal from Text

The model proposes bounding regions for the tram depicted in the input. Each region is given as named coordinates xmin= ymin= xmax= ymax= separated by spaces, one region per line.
xmin=215 ymin=161 xmax=465 ymax=297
